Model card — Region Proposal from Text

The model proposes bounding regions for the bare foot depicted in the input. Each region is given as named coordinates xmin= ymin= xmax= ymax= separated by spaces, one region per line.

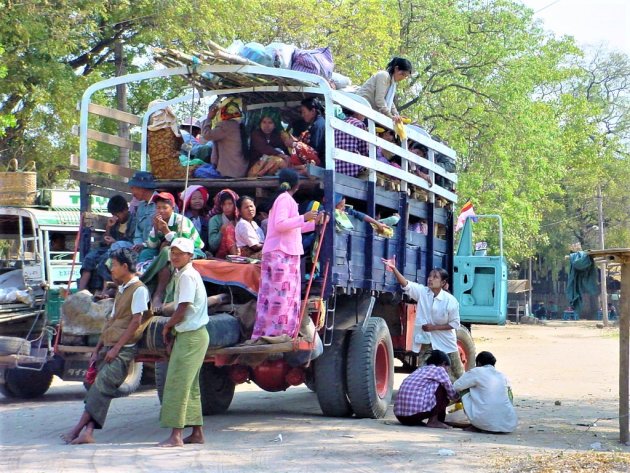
xmin=426 ymin=419 xmax=452 ymax=429
xmin=158 ymin=438 xmax=184 ymax=447
xmin=60 ymin=431 xmax=79 ymax=444
xmin=70 ymin=431 xmax=95 ymax=444
xmin=463 ymin=425 xmax=481 ymax=432
xmin=183 ymin=433 xmax=205 ymax=444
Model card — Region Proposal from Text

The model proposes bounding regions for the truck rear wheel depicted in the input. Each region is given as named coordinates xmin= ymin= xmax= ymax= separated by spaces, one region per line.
xmin=155 ymin=360 xmax=168 ymax=403
xmin=199 ymin=364 xmax=235 ymax=415
xmin=346 ymin=318 xmax=394 ymax=419
xmin=314 ymin=333 xmax=352 ymax=417
xmin=157 ymin=362 xmax=236 ymax=414
xmin=456 ymin=326 xmax=476 ymax=371
xmin=0 ymin=365 xmax=53 ymax=398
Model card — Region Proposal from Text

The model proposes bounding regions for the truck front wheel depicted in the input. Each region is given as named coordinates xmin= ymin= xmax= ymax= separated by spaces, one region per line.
xmin=0 ymin=365 xmax=54 ymax=398
xmin=346 ymin=318 xmax=394 ymax=419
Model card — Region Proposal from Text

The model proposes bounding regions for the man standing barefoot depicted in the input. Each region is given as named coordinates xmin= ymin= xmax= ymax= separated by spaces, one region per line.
xmin=61 ymin=248 xmax=152 ymax=444
xmin=158 ymin=238 xmax=209 ymax=447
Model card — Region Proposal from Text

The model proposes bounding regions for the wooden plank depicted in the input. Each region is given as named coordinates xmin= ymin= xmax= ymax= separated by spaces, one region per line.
xmin=620 ymin=257 xmax=630 ymax=444
xmin=87 ymin=185 xmax=131 ymax=200
xmin=88 ymin=103 xmax=141 ymax=126
xmin=71 ymin=170 xmax=130 ymax=194
xmin=87 ymin=128 xmax=142 ymax=152
xmin=207 ymin=339 xmax=312 ymax=355
xmin=0 ymin=354 xmax=47 ymax=367
xmin=56 ymin=345 xmax=94 ymax=353
xmin=70 ymin=154 xmax=134 ymax=179
xmin=137 ymin=339 xmax=312 ymax=358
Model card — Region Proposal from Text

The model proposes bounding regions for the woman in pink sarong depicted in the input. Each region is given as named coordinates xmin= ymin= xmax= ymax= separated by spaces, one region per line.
xmin=251 ymin=169 xmax=320 ymax=339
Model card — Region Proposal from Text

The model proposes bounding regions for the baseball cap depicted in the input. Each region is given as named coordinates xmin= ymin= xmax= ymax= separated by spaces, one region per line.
xmin=170 ymin=237 xmax=194 ymax=254
xmin=151 ymin=192 xmax=176 ymax=206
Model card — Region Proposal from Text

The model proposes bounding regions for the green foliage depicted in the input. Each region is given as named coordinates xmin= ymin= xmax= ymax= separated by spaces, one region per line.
xmin=1 ymin=0 xmax=628 ymax=273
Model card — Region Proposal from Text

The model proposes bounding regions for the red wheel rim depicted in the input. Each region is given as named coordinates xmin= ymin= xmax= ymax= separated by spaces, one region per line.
xmin=457 ymin=340 xmax=468 ymax=369
xmin=374 ymin=340 xmax=390 ymax=399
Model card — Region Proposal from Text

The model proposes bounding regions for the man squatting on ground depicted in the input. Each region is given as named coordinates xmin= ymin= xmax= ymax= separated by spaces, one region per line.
xmin=61 ymin=248 xmax=153 ymax=444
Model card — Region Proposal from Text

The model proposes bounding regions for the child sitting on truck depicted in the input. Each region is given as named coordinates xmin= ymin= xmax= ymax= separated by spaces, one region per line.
xmin=207 ymin=189 xmax=240 ymax=259
xmin=138 ymin=192 xmax=204 ymax=310
xmin=235 ymin=196 xmax=265 ymax=259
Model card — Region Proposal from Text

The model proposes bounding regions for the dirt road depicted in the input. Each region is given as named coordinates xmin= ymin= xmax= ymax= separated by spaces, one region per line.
xmin=1 ymin=321 xmax=629 ymax=472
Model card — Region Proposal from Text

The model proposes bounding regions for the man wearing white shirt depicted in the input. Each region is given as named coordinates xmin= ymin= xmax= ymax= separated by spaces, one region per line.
xmin=158 ymin=237 xmax=210 ymax=447
xmin=61 ymin=248 xmax=152 ymax=445
xmin=382 ymin=258 xmax=464 ymax=380
xmin=453 ymin=351 xmax=518 ymax=433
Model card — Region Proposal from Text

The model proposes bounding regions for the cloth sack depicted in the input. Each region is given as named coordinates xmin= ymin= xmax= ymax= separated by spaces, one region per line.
xmin=291 ymin=47 xmax=334 ymax=79
xmin=193 ymin=163 xmax=222 ymax=179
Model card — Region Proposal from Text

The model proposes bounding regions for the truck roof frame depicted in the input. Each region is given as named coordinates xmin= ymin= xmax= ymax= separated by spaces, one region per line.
xmin=78 ymin=63 xmax=458 ymax=204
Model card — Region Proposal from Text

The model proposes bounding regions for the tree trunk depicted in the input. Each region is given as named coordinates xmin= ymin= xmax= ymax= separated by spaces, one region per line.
xmin=114 ymin=38 xmax=130 ymax=170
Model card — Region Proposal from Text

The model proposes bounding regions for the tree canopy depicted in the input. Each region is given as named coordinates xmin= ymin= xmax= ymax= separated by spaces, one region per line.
xmin=1 ymin=0 xmax=628 ymax=270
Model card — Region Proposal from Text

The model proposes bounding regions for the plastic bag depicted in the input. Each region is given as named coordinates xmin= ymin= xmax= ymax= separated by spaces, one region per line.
xmin=61 ymin=291 xmax=112 ymax=335
xmin=394 ymin=121 xmax=407 ymax=140
xmin=0 ymin=287 xmax=33 ymax=305
xmin=265 ymin=42 xmax=296 ymax=69
xmin=241 ymin=42 xmax=275 ymax=67
xmin=226 ymin=40 xmax=245 ymax=56
xmin=331 ymin=72 xmax=352 ymax=89
xmin=193 ymin=163 xmax=222 ymax=179
xmin=85 ymin=361 xmax=98 ymax=385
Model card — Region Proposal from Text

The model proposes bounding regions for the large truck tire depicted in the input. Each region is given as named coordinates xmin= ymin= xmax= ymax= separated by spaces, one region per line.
xmin=155 ymin=360 xmax=168 ymax=403
xmin=199 ymin=364 xmax=235 ymax=415
xmin=456 ymin=326 xmax=476 ymax=371
xmin=346 ymin=318 xmax=394 ymax=419
xmin=156 ymin=361 xmax=235 ymax=414
xmin=314 ymin=332 xmax=353 ymax=417
xmin=0 ymin=365 xmax=53 ymax=398
xmin=83 ymin=361 xmax=143 ymax=397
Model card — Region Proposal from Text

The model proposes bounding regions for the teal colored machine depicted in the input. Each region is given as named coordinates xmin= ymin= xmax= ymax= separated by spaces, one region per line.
xmin=453 ymin=215 xmax=508 ymax=325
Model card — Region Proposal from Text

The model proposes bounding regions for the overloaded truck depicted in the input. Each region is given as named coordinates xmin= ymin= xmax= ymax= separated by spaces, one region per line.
xmin=0 ymin=53 xmax=507 ymax=418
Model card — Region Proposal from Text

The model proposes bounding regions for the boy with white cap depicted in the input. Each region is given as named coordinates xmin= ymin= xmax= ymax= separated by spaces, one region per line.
xmin=158 ymin=237 xmax=209 ymax=447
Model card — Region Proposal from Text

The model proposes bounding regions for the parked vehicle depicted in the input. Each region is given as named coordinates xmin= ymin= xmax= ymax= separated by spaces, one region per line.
xmin=1 ymin=61 xmax=506 ymax=415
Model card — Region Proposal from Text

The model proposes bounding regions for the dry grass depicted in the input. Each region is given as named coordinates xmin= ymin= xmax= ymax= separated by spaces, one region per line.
xmin=491 ymin=451 xmax=630 ymax=472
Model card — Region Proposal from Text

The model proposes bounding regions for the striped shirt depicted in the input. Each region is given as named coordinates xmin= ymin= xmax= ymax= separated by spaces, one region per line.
xmin=394 ymin=365 xmax=458 ymax=416
xmin=146 ymin=212 xmax=204 ymax=250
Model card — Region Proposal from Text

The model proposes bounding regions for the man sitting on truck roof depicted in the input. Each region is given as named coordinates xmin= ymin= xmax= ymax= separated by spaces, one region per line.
xmin=78 ymin=195 xmax=135 ymax=293
xmin=61 ymin=248 xmax=153 ymax=445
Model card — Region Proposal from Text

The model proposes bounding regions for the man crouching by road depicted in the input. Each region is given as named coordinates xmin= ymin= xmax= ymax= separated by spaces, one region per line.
xmin=158 ymin=237 xmax=209 ymax=447
xmin=61 ymin=248 xmax=152 ymax=444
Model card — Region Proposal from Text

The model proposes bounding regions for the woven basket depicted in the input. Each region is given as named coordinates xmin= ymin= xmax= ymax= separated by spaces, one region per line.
xmin=0 ymin=159 xmax=37 ymax=206
xmin=147 ymin=128 xmax=196 ymax=179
